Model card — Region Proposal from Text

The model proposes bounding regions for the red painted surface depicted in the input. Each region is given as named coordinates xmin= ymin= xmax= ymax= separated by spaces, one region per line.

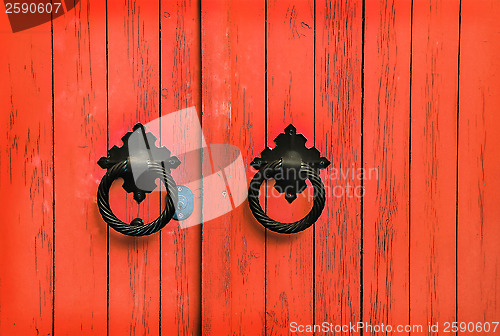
xmin=314 ymin=1 xmax=362 ymax=335
xmin=458 ymin=0 xmax=500 ymax=332
xmin=53 ymin=0 xmax=107 ymax=334
xmin=410 ymin=0 xmax=460 ymax=332
xmin=0 ymin=9 xmax=53 ymax=336
xmin=201 ymin=0 xmax=266 ymax=335
xmin=107 ymin=1 xmax=161 ymax=335
xmin=363 ymin=0 xmax=411 ymax=333
xmin=1 ymin=0 xmax=499 ymax=335
xmin=160 ymin=0 xmax=202 ymax=335
xmin=266 ymin=0 xmax=315 ymax=334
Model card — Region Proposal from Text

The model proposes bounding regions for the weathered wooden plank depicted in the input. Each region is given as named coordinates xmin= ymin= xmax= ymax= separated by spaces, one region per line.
xmin=410 ymin=0 xmax=460 ymax=332
xmin=458 ymin=0 xmax=500 ymax=331
xmin=201 ymin=0 xmax=266 ymax=334
xmin=363 ymin=0 xmax=411 ymax=333
xmin=0 ymin=11 xmax=53 ymax=336
xmin=52 ymin=0 xmax=108 ymax=334
xmin=266 ymin=0 xmax=315 ymax=334
xmin=107 ymin=0 xmax=161 ymax=334
xmin=314 ymin=0 xmax=363 ymax=334
xmin=160 ymin=0 xmax=202 ymax=334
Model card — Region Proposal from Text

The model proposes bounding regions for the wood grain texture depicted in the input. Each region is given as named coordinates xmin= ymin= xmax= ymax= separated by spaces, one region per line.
xmin=410 ymin=0 xmax=460 ymax=332
xmin=265 ymin=0 xmax=315 ymax=334
xmin=160 ymin=0 xmax=202 ymax=334
xmin=0 ymin=12 xmax=53 ymax=336
xmin=52 ymin=0 xmax=107 ymax=334
xmin=201 ymin=0 xmax=266 ymax=334
xmin=2 ymin=2 xmax=500 ymax=334
xmin=314 ymin=0 xmax=363 ymax=334
xmin=107 ymin=0 xmax=161 ymax=335
xmin=458 ymin=0 xmax=500 ymax=330
xmin=363 ymin=0 xmax=411 ymax=333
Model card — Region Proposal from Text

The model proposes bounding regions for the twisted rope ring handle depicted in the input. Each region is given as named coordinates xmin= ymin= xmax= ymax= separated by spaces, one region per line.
xmin=97 ymin=160 xmax=178 ymax=236
xmin=248 ymin=160 xmax=326 ymax=234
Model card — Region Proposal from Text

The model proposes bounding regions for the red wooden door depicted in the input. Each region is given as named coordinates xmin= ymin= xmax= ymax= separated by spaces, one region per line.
xmin=1 ymin=0 xmax=499 ymax=335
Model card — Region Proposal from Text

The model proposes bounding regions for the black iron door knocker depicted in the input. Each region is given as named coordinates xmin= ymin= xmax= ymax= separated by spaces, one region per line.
xmin=248 ymin=125 xmax=330 ymax=234
xmin=97 ymin=123 xmax=180 ymax=236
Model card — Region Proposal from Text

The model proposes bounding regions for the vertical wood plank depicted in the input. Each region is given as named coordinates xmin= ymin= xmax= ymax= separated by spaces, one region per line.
xmin=53 ymin=0 xmax=108 ymax=334
xmin=201 ymin=0 xmax=266 ymax=334
xmin=160 ymin=0 xmax=202 ymax=334
xmin=0 ymin=13 xmax=53 ymax=336
xmin=266 ymin=0 xmax=315 ymax=334
xmin=314 ymin=0 xmax=363 ymax=334
xmin=363 ymin=0 xmax=411 ymax=333
xmin=410 ymin=0 xmax=460 ymax=332
xmin=107 ymin=0 xmax=161 ymax=335
xmin=458 ymin=0 xmax=500 ymax=330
